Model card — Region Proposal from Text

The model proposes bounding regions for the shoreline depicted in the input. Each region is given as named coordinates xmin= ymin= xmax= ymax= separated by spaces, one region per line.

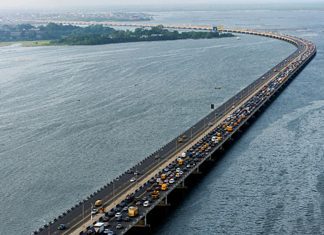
xmin=0 ymin=36 xmax=234 ymax=48
xmin=0 ymin=40 xmax=52 ymax=47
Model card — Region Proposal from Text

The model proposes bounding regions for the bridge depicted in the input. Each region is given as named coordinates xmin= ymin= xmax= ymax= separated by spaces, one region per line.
xmin=33 ymin=23 xmax=316 ymax=235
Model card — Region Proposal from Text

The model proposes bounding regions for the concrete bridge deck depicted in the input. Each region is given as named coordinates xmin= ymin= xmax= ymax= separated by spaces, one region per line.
xmin=33 ymin=24 xmax=316 ymax=235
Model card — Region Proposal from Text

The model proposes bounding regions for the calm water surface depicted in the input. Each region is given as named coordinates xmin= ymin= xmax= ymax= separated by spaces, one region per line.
xmin=152 ymin=9 xmax=324 ymax=235
xmin=0 ymin=8 xmax=323 ymax=235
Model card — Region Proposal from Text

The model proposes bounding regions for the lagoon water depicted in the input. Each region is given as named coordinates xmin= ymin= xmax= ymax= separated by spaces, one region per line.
xmin=0 ymin=7 xmax=323 ymax=235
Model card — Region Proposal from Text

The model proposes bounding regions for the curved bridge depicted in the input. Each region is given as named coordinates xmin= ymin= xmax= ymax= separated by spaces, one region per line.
xmin=34 ymin=25 xmax=316 ymax=235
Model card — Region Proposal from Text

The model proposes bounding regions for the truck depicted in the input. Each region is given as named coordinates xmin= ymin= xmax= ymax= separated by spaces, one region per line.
xmin=128 ymin=206 xmax=138 ymax=217
xmin=93 ymin=222 xmax=105 ymax=234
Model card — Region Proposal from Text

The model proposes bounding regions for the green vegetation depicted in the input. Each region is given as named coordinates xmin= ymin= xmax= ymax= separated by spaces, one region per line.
xmin=0 ymin=40 xmax=51 ymax=47
xmin=0 ymin=23 xmax=234 ymax=46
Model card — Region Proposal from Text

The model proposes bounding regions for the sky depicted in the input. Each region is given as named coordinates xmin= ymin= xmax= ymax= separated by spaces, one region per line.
xmin=0 ymin=0 xmax=322 ymax=9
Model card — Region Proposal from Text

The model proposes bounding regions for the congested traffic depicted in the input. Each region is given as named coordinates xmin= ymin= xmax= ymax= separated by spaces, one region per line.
xmin=73 ymin=33 xmax=316 ymax=235
xmin=33 ymin=28 xmax=316 ymax=235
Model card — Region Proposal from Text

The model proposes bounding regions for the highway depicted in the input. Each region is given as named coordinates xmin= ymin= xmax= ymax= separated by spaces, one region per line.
xmin=34 ymin=24 xmax=316 ymax=235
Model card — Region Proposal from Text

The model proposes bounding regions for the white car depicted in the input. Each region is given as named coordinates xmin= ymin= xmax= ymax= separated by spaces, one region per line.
xmin=143 ymin=201 xmax=150 ymax=207
xmin=115 ymin=212 xmax=122 ymax=218
xmin=91 ymin=208 xmax=98 ymax=215
xmin=169 ymin=178 xmax=175 ymax=184
xmin=130 ymin=177 xmax=136 ymax=182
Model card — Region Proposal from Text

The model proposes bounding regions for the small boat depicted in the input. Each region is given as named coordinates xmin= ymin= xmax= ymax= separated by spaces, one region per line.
xmin=237 ymin=37 xmax=241 ymax=40
xmin=214 ymin=86 xmax=222 ymax=90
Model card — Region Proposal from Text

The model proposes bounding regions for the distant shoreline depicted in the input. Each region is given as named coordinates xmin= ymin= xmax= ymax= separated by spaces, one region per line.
xmin=0 ymin=40 xmax=52 ymax=47
xmin=0 ymin=37 xmax=235 ymax=48
xmin=0 ymin=23 xmax=234 ymax=47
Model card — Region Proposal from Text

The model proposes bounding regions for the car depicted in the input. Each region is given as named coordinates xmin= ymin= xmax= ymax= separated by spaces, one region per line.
xmin=122 ymin=206 xmax=128 ymax=212
xmin=179 ymin=171 xmax=184 ymax=175
xmin=130 ymin=177 xmax=136 ymax=182
xmin=116 ymin=216 xmax=123 ymax=222
xmin=163 ymin=168 xmax=169 ymax=172
xmin=169 ymin=178 xmax=175 ymax=184
xmin=123 ymin=216 xmax=131 ymax=222
xmin=119 ymin=201 xmax=127 ymax=208
xmin=115 ymin=212 xmax=122 ymax=218
xmin=147 ymin=186 xmax=154 ymax=192
xmin=91 ymin=208 xmax=98 ymax=215
xmin=176 ymin=168 xmax=181 ymax=172
xmin=143 ymin=201 xmax=150 ymax=207
xmin=114 ymin=206 xmax=121 ymax=212
xmin=103 ymin=229 xmax=115 ymax=235
xmin=57 ymin=224 xmax=67 ymax=230
xmin=106 ymin=211 xmax=115 ymax=217
xmin=116 ymin=224 xmax=123 ymax=229
xmin=101 ymin=216 xmax=110 ymax=222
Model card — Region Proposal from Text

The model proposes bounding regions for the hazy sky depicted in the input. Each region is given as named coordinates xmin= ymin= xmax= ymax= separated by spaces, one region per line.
xmin=0 ymin=0 xmax=321 ymax=9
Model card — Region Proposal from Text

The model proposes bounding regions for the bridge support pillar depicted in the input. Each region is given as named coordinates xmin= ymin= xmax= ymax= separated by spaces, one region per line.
xmin=158 ymin=195 xmax=171 ymax=207
xmin=176 ymin=180 xmax=187 ymax=189
xmin=192 ymin=166 xmax=202 ymax=175
xmin=132 ymin=216 xmax=151 ymax=234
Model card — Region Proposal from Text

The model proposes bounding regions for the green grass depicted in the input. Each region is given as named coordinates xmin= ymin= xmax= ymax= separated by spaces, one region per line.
xmin=0 ymin=40 xmax=52 ymax=47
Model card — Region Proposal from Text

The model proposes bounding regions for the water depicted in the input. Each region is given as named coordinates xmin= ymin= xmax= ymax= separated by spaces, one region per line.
xmin=0 ymin=7 xmax=323 ymax=235
xmin=149 ymin=9 xmax=324 ymax=235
